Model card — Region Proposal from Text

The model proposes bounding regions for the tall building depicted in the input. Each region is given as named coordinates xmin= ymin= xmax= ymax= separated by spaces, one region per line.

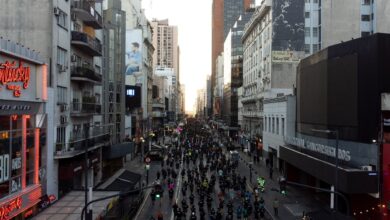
xmin=240 ymin=0 xmax=305 ymax=141
xmin=0 ymin=0 xmax=109 ymax=201
xmin=212 ymin=0 xmax=253 ymax=117
xmin=206 ymin=75 xmax=212 ymax=118
xmin=122 ymin=0 xmax=154 ymax=137
xmin=151 ymin=19 xmax=179 ymax=120
xmin=304 ymin=0 xmax=390 ymax=54
xmin=103 ymin=0 xmax=126 ymax=146
xmin=222 ymin=11 xmax=253 ymax=130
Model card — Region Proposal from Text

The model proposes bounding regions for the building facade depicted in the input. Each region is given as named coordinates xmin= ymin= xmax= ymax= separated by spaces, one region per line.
xmin=304 ymin=0 xmax=390 ymax=54
xmin=151 ymin=19 xmax=179 ymax=121
xmin=281 ymin=34 xmax=390 ymax=218
xmin=0 ymin=39 xmax=47 ymax=219
xmin=212 ymin=0 xmax=253 ymax=118
xmin=240 ymin=0 xmax=304 ymax=142
xmin=0 ymin=0 xmax=111 ymax=200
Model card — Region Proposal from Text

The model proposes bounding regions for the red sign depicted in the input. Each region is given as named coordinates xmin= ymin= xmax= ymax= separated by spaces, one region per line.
xmin=145 ymin=157 xmax=151 ymax=163
xmin=0 ymin=197 xmax=22 ymax=220
xmin=0 ymin=60 xmax=31 ymax=97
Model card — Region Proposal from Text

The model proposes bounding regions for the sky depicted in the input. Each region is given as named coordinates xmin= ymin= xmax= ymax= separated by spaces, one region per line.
xmin=142 ymin=0 xmax=212 ymax=114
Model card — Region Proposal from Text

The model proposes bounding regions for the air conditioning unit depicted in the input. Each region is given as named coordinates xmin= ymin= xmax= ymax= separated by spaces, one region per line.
xmin=58 ymin=65 xmax=67 ymax=73
xmin=54 ymin=7 xmax=60 ymax=16
xmin=361 ymin=165 xmax=373 ymax=171
xmin=60 ymin=116 xmax=68 ymax=124
xmin=71 ymin=55 xmax=77 ymax=62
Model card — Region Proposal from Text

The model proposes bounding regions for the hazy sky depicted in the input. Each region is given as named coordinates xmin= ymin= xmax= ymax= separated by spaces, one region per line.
xmin=142 ymin=0 xmax=211 ymax=113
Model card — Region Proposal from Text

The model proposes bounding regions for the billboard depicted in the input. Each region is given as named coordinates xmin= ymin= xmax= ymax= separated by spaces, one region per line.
xmin=125 ymin=29 xmax=143 ymax=79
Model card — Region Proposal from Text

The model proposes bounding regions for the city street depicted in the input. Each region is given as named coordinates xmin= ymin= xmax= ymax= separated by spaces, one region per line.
xmin=136 ymin=123 xmax=273 ymax=220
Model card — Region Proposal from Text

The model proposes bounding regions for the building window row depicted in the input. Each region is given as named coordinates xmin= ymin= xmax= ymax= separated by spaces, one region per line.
xmin=264 ymin=115 xmax=285 ymax=136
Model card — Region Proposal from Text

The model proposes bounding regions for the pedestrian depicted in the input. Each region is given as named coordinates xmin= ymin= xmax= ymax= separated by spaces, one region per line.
xmin=265 ymin=158 xmax=269 ymax=168
xmin=269 ymin=167 xmax=273 ymax=179
xmin=273 ymin=197 xmax=279 ymax=217
xmin=157 ymin=211 xmax=163 ymax=220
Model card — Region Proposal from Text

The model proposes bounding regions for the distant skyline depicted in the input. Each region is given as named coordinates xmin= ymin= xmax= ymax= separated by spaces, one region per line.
xmin=142 ymin=0 xmax=211 ymax=114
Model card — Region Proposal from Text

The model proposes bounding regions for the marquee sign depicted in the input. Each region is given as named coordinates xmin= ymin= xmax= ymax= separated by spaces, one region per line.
xmin=0 ymin=60 xmax=31 ymax=97
xmin=284 ymin=136 xmax=351 ymax=161
xmin=0 ymin=197 xmax=22 ymax=220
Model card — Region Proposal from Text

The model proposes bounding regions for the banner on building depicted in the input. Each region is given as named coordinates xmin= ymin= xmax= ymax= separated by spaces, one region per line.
xmin=125 ymin=29 xmax=143 ymax=80
xmin=272 ymin=51 xmax=301 ymax=63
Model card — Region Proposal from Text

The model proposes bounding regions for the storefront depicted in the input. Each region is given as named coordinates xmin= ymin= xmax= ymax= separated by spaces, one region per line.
xmin=0 ymin=41 xmax=47 ymax=219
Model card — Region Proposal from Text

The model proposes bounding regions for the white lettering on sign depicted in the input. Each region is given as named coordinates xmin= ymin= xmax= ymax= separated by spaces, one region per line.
xmin=0 ymin=154 xmax=10 ymax=183
xmin=284 ymin=136 xmax=352 ymax=161
xmin=12 ymin=157 xmax=21 ymax=170
xmin=11 ymin=177 xmax=21 ymax=193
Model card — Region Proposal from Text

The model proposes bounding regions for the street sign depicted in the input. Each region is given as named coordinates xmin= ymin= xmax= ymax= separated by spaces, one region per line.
xmin=145 ymin=157 xmax=151 ymax=163
xmin=145 ymin=164 xmax=150 ymax=170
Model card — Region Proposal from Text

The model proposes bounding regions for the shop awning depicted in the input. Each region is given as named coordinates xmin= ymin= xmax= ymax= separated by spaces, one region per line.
xmin=98 ymin=169 xmax=141 ymax=192
xmin=280 ymin=146 xmax=378 ymax=194
xmin=103 ymin=142 xmax=134 ymax=159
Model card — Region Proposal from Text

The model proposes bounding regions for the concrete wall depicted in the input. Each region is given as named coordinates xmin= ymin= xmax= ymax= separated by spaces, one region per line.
xmin=375 ymin=0 xmax=390 ymax=33
xmin=321 ymin=0 xmax=361 ymax=48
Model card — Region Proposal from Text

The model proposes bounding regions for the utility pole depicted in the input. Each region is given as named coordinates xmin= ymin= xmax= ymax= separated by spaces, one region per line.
xmin=84 ymin=125 xmax=92 ymax=220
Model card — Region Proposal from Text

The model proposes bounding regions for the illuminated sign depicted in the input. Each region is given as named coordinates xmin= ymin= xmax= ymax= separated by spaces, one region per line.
xmin=126 ymin=89 xmax=135 ymax=96
xmin=0 ymin=60 xmax=31 ymax=97
xmin=0 ymin=197 xmax=22 ymax=220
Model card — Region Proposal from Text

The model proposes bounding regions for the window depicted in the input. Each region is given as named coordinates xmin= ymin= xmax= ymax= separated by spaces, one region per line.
xmin=313 ymin=0 xmax=318 ymax=3
xmin=313 ymin=27 xmax=318 ymax=37
xmin=305 ymin=12 xmax=310 ymax=18
xmin=276 ymin=118 xmax=279 ymax=135
xmin=56 ymin=126 xmax=66 ymax=144
xmin=57 ymin=47 xmax=67 ymax=67
xmin=304 ymin=44 xmax=310 ymax=54
xmin=281 ymin=118 xmax=285 ymax=136
xmin=305 ymin=0 xmax=310 ymax=3
xmin=57 ymin=10 xmax=68 ymax=29
xmin=363 ymin=0 xmax=370 ymax=5
xmin=361 ymin=15 xmax=370 ymax=21
xmin=312 ymin=44 xmax=318 ymax=53
xmin=272 ymin=117 xmax=275 ymax=133
xmin=57 ymin=86 xmax=67 ymax=104
xmin=305 ymin=27 xmax=310 ymax=37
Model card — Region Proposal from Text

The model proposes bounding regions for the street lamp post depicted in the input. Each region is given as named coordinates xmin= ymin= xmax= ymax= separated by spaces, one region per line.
xmin=312 ymin=128 xmax=339 ymax=216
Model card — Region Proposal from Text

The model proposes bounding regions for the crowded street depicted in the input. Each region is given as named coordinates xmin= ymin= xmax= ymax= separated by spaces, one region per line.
xmin=136 ymin=120 xmax=274 ymax=220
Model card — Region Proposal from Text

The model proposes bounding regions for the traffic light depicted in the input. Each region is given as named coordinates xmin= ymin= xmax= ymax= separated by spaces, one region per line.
xmin=279 ymin=179 xmax=287 ymax=196
xmin=154 ymin=184 xmax=163 ymax=199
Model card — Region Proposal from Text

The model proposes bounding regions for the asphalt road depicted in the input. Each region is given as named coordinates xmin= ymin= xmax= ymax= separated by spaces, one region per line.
xmin=136 ymin=150 xmax=273 ymax=220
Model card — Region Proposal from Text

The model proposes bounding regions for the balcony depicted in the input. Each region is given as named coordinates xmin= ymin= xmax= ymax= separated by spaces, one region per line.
xmin=54 ymin=127 xmax=110 ymax=159
xmin=70 ymin=97 xmax=102 ymax=117
xmin=241 ymin=94 xmax=257 ymax=104
xmin=152 ymin=102 xmax=165 ymax=109
xmin=71 ymin=65 xmax=102 ymax=84
xmin=71 ymin=1 xmax=102 ymax=29
xmin=71 ymin=31 xmax=102 ymax=56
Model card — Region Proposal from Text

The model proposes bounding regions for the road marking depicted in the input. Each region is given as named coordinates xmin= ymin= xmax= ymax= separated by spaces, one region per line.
xmin=134 ymin=187 xmax=152 ymax=219
xmin=170 ymin=154 xmax=184 ymax=220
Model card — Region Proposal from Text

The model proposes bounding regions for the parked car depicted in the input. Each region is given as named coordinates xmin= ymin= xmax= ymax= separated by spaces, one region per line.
xmin=145 ymin=150 xmax=164 ymax=162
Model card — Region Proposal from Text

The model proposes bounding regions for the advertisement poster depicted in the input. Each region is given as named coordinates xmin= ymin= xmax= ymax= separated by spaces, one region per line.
xmin=125 ymin=29 xmax=143 ymax=77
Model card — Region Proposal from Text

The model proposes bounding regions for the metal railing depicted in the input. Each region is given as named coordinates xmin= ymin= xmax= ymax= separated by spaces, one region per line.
xmin=71 ymin=102 xmax=101 ymax=115
xmin=71 ymin=65 xmax=102 ymax=82
xmin=71 ymin=0 xmax=102 ymax=27
xmin=71 ymin=31 xmax=102 ymax=55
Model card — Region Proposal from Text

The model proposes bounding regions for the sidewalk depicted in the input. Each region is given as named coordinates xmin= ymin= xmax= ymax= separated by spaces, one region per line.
xmin=236 ymin=146 xmax=330 ymax=220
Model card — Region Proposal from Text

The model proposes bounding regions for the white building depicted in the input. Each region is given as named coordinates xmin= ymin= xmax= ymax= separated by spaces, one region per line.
xmin=263 ymin=95 xmax=296 ymax=170
xmin=304 ymin=0 xmax=390 ymax=54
